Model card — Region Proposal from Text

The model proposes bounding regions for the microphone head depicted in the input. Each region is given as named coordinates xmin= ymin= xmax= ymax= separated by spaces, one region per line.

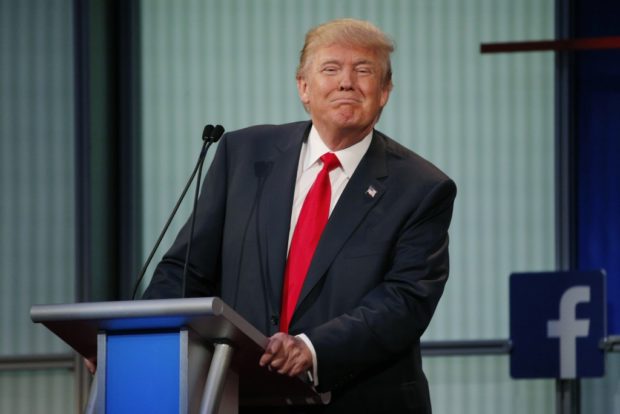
xmin=202 ymin=124 xmax=214 ymax=141
xmin=211 ymin=125 xmax=225 ymax=142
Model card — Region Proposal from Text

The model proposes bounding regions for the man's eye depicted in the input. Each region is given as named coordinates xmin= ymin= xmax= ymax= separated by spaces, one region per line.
xmin=322 ymin=67 xmax=338 ymax=74
xmin=357 ymin=67 xmax=372 ymax=75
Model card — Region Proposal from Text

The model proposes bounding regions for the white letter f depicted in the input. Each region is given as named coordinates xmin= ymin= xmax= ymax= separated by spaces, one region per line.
xmin=547 ymin=286 xmax=590 ymax=378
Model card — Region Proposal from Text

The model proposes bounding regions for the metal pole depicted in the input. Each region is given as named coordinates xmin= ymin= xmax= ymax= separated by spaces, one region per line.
xmin=84 ymin=375 xmax=97 ymax=414
xmin=557 ymin=379 xmax=580 ymax=414
xmin=199 ymin=343 xmax=235 ymax=414
xmin=555 ymin=0 xmax=579 ymax=412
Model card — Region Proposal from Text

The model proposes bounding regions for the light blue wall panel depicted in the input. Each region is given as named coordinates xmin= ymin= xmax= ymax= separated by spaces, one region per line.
xmin=425 ymin=355 xmax=554 ymax=413
xmin=0 ymin=370 xmax=74 ymax=414
xmin=0 ymin=0 xmax=76 ymax=412
xmin=0 ymin=0 xmax=75 ymax=356
xmin=582 ymin=353 xmax=620 ymax=414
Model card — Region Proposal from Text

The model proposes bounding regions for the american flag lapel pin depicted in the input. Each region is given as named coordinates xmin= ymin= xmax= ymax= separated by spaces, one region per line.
xmin=366 ymin=185 xmax=377 ymax=198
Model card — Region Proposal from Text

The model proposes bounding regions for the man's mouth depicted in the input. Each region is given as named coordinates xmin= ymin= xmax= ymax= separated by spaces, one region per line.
xmin=331 ymin=97 xmax=360 ymax=104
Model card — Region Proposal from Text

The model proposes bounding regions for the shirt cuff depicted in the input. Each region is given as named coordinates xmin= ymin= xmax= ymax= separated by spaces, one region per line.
xmin=296 ymin=333 xmax=319 ymax=387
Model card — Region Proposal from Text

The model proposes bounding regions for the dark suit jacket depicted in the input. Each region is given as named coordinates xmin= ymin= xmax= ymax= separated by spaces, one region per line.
xmin=144 ymin=121 xmax=456 ymax=413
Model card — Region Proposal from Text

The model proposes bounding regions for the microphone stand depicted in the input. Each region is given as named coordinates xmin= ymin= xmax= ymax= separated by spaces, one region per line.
xmin=131 ymin=125 xmax=224 ymax=299
xmin=181 ymin=125 xmax=224 ymax=297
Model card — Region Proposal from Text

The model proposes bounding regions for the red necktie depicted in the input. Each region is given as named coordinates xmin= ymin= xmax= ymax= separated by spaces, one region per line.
xmin=280 ymin=152 xmax=341 ymax=333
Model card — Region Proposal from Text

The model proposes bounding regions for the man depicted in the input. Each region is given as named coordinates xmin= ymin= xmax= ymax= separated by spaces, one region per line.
xmin=144 ymin=18 xmax=456 ymax=413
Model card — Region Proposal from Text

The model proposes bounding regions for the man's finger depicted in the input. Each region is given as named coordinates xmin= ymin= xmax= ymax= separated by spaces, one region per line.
xmin=259 ymin=334 xmax=285 ymax=366
xmin=83 ymin=357 xmax=97 ymax=375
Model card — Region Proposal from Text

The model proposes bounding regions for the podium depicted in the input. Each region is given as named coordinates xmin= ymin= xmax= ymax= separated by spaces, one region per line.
xmin=30 ymin=297 xmax=326 ymax=413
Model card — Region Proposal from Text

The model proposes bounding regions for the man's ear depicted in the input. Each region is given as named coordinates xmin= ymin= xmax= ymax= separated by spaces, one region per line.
xmin=380 ymin=83 xmax=391 ymax=108
xmin=296 ymin=76 xmax=310 ymax=104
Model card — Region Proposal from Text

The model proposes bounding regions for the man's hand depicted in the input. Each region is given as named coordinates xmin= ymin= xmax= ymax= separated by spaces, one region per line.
xmin=83 ymin=357 xmax=97 ymax=375
xmin=259 ymin=332 xmax=313 ymax=377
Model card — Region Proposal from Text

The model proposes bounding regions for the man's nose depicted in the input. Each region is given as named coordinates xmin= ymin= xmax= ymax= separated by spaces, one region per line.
xmin=338 ymin=69 xmax=355 ymax=90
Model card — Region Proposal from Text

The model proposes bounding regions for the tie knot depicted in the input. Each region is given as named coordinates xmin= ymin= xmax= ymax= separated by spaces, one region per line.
xmin=320 ymin=152 xmax=340 ymax=172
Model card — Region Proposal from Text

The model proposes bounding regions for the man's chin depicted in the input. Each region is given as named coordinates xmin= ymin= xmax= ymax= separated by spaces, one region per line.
xmin=330 ymin=109 xmax=359 ymax=125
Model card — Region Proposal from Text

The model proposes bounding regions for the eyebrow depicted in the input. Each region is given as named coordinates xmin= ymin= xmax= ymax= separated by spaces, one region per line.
xmin=319 ymin=59 xmax=376 ymax=67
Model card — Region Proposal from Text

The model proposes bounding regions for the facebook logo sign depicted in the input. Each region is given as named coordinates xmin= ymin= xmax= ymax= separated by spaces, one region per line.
xmin=510 ymin=271 xmax=605 ymax=379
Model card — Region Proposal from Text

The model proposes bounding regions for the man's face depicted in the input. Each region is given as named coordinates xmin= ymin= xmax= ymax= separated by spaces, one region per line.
xmin=297 ymin=44 xmax=391 ymax=142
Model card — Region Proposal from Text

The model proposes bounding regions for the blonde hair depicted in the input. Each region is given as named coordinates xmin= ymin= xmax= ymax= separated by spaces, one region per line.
xmin=296 ymin=18 xmax=394 ymax=90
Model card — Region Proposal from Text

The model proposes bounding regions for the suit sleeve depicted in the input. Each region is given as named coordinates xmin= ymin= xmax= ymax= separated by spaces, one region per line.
xmin=141 ymin=135 xmax=230 ymax=299
xmin=306 ymin=177 xmax=456 ymax=390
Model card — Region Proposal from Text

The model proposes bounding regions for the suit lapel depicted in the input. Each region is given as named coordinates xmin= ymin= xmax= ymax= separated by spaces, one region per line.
xmin=294 ymin=132 xmax=389 ymax=317
xmin=258 ymin=123 xmax=310 ymax=314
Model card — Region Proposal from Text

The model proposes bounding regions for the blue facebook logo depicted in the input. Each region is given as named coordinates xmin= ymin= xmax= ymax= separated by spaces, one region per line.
xmin=510 ymin=271 xmax=605 ymax=379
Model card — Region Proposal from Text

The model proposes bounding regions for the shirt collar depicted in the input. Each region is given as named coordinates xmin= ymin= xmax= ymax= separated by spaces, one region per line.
xmin=304 ymin=125 xmax=373 ymax=178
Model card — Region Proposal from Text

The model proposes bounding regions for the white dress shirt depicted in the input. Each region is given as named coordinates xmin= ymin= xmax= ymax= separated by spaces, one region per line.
xmin=289 ymin=125 xmax=373 ymax=386
xmin=288 ymin=126 xmax=373 ymax=246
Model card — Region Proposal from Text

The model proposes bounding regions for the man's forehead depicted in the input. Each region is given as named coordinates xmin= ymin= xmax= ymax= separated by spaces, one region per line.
xmin=313 ymin=45 xmax=379 ymax=64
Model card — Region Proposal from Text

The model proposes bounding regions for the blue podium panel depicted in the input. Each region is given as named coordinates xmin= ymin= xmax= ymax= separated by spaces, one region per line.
xmin=510 ymin=271 xmax=606 ymax=379
xmin=106 ymin=332 xmax=180 ymax=413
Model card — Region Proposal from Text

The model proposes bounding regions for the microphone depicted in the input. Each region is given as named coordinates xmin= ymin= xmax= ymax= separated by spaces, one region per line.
xmin=202 ymin=124 xmax=214 ymax=141
xmin=210 ymin=125 xmax=225 ymax=142
xmin=181 ymin=125 xmax=225 ymax=297
xmin=131 ymin=124 xmax=224 ymax=300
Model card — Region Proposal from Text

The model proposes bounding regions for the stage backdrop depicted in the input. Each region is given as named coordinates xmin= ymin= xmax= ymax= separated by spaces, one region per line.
xmin=576 ymin=0 xmax=620 ymax=412
xmin=138 ymin=1 xmax=555 ymax=413
xmin=0 ymin=0 xmax=75 ymax=413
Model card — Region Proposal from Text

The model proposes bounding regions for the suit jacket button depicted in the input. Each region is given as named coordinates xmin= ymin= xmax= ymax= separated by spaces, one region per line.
xmin=270 ymin=315 xmax=279 ymax=326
